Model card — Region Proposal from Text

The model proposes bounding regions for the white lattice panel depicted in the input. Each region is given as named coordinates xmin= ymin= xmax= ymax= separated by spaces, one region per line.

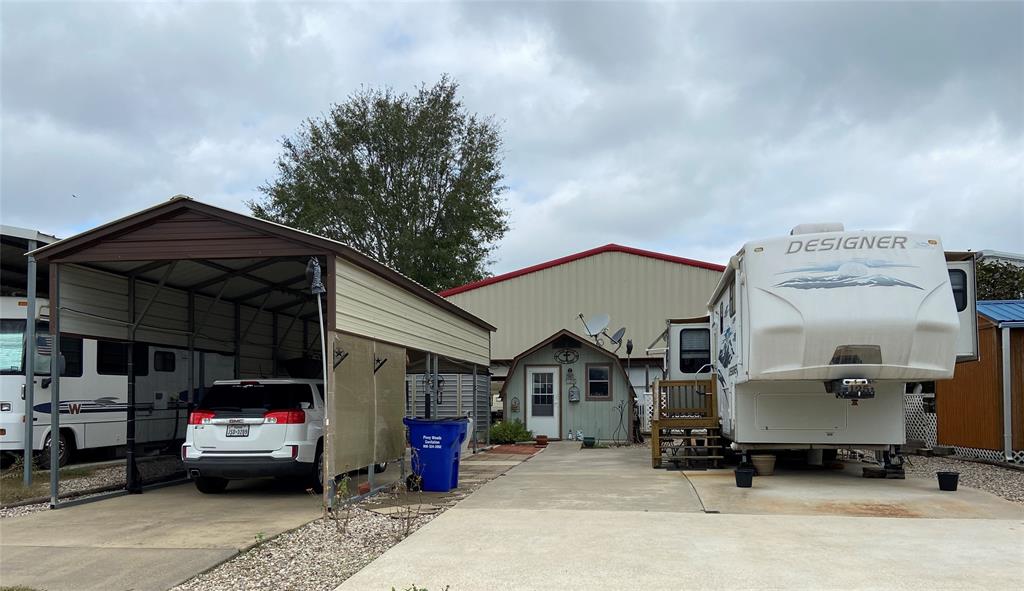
xmin=904 ymin=394 xmax=936 ymax=448
xmin=636 ymin=391 xmax=653 ymax=433
xmin=952 ymin=445 xmax=1024 ymax=465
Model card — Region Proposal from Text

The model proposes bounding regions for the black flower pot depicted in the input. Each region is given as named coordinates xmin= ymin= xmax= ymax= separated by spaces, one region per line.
xmin=735 ymin=467 xmax=754 ymax=488
xmin=937 ymin=471 xmax=959 ymax=491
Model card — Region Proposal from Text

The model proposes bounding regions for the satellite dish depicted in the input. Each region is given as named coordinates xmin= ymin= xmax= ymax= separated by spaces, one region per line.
xmin=580 ymin=313 xmax=610 ymax=337
xmin=609 ymin=327 xmax=627 ymax=353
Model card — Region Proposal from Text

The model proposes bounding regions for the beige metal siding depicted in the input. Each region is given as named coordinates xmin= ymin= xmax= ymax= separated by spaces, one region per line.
xmin=334 ymin=257 xmax=490 ymax=366
xmin=446 ymin=251 xmax=722 ymax=360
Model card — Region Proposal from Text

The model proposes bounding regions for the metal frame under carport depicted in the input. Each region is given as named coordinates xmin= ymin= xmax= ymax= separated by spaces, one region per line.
xmin=26 ymin=196 xmax=494 ymax=509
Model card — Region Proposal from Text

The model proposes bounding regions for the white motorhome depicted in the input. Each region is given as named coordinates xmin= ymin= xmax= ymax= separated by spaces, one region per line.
xmin=0 ymin=296 xmax=235 ymax=466
xmin=671 ymin=224 xmax=976 ymax=465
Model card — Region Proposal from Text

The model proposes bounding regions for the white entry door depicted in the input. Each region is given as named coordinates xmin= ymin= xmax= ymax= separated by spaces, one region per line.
xmin=526 ymin=367 xmax=559 ymax=438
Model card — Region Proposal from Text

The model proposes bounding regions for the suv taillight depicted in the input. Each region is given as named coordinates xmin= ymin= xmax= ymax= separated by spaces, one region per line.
xmin=264 ymin=409 xmax=305 ymax=424
xmin=188 ymin=410 xmax=215 ymax=425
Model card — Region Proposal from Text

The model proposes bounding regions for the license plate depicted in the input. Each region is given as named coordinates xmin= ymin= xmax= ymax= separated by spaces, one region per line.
xmin=225 ymin=425 xmax=250 ymax=437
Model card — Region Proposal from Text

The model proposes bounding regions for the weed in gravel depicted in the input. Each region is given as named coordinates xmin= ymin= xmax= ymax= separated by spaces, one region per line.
xmin=331 ymin=473 xmax=355 ymax=534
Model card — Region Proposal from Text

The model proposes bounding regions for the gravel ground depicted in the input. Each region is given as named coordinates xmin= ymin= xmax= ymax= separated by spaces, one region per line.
xmin=173 ymin=451 xmax=536 ymax=591
xmin=174 ymin=504 xmax=437 ymax=591
xmin=903 ymin=455 xmax=1024 ymax=504
xmin=0 ymin=455 xmax=185 ymax=519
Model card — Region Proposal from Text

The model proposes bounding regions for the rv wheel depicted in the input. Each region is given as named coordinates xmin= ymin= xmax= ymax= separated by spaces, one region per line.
xmin=37 ymin=431 xmax=70 ymax=469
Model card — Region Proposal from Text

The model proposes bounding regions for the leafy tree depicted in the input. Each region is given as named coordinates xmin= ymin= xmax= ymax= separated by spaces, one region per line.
xmin=976 ymin=259 xmax=1024 ymax=300
xmin=250 ymin=75 xmax=509 ymax=292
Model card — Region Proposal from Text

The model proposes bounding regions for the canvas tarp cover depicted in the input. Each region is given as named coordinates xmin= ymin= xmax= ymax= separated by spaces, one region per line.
xmin=328 ymin=332 xmax=406 ymax=476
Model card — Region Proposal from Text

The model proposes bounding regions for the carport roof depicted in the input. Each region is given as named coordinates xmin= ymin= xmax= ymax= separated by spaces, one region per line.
xmin=28 ymin=196 xmax=494 ymax=331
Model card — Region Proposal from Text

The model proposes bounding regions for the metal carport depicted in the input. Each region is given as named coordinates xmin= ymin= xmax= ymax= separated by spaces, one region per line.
xmin=26 ymin=195 xmax=493 ymax=508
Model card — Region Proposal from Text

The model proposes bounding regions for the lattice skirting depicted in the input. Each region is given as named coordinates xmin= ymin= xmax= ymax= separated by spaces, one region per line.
xmin=952 ymin=446 xmax=1024 ymax=465
xmin=904 ymin=394 xmax=937 ymax=448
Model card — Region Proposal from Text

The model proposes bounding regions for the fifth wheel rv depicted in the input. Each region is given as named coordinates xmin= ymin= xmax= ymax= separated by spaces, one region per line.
xmin=677 ymin=223 xmax=976 ymax=472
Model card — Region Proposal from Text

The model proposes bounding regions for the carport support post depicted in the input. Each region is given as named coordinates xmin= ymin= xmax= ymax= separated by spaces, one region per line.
xmin=23 ymin=248 xmax=37 ymax=486
xmin=233 ymin=303 xmax=241 ymax=378
xmin=48 ymin=264 xmax=61 ymax=508
xmin=126 ymin=276 xmax=141 ymax=494
xmin=187 ymin=292 xmax=195 ymax=405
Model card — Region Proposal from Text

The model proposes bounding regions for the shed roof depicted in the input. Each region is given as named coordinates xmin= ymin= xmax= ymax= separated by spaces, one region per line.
xmin=977 ymin=300 xmax=1024 ymax=327
xmin=498 ymin=328 xmax=631 ymax=396
xmin=28 ymin=196 xmax=494 ymax=331
xmin=439 ymin=243 xmax=726 ymax=297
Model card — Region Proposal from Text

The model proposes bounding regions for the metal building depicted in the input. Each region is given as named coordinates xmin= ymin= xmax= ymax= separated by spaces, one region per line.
xmin=25 ymin=196 xmax=493 ymax=507
xmin=440 ymin=244 xmax=724 ymax=388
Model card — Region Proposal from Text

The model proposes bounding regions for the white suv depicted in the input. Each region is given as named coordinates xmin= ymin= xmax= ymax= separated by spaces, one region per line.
xmin=182 ymin=379 xmax=325 ymax=494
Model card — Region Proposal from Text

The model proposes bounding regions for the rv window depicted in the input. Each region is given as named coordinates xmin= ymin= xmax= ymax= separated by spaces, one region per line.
xmin=948 ymin=269 xmax=967 ymax=312
xmin=728 ymin=284 xmax=736 ymax=317
xmin=0 ymin=320 xmax=25 ymax=374
xmin=96 ymin=341 xmax=149 ymax=376
xmin=679 ymin=329 xmax=711 ymax=374
xmin=0 ymin=321 xmax=81 ymax=377
xmin=586 ymin=364 xmax=611 ymax=399
xmin=51 ymin=333 xmax=83 ymax=378
xmin=154 ymin=351 xmax=176 ymax=373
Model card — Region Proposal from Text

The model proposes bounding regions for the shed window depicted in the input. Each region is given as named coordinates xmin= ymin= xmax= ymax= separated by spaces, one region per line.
xmin=586 ymin=364 xmax=611 ymax=400
xmin=154 ymin=351 xmax=176 ymax=373
xmin=679 ymin=329 xmax=711 ymax=374
xmin=948 ymin=269 xmax=967 ymax=312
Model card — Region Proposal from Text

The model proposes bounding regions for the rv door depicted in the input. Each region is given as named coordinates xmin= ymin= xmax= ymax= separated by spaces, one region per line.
xmin=947 ymin=259 xmax=978 ymax=362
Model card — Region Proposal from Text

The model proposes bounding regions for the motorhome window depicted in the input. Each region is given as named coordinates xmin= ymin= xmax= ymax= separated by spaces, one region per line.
xmin=198 ymin=383 xmax=314 ymax=412
xmin=56 ymin=335 xmax=83 ymax=377
xmin=96 ymin=341 xmax=149 ymax=376
xmin=0 ymin=321 xmax=82 ymax=377
xmin=0 ymin=320 xmax=24 ymax=374
xmin=948 ymin=269 xmax=967 ymax=312
xmin=679 ymin=329 xmax=711 ymax=374
xmin=154 ymin=351 xmax=175 ymax=372
xmin=586 ymin=364 xmax=611 ymax=399
xmin=728 ymin=284 xmax=736 ymax=317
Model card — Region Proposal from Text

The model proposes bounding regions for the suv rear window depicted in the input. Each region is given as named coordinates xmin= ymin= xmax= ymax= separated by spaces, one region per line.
xmin=198 ymin=383 xmax=314 ymax=412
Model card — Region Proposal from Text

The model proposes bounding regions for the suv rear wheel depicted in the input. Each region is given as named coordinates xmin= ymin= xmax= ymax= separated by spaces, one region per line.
xmin=310 ymin=446 xmax=324 ymax=494
xmin=195 ymin=476 xmax=229 ymax=494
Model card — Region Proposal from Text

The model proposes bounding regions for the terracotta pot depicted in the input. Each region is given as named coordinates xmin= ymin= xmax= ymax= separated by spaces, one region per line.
xmin=535 ymin=435 xmax=549 ymax=447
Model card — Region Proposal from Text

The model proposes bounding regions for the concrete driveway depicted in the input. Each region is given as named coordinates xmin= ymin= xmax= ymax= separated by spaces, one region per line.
xmin=0 ymin=479 xmax=320 ymax=591
xmin=339 ymin=442 xmax=1024 ymax=590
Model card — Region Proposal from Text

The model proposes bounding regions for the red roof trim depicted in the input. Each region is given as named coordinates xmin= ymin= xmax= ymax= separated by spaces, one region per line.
xmin=439 ymin=243 xmax=725 ymax=297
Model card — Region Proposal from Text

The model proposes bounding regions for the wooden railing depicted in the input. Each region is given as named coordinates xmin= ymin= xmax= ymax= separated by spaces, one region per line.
xmin=651 ymin=378 xmax=718 ymax=422
xmin=650 ymin=378 xmax=720 ymax=469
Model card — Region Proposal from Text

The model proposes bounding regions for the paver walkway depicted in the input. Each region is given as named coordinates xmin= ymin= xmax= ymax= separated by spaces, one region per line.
xmin=339 ymin=442 xmax=1024 ymax=590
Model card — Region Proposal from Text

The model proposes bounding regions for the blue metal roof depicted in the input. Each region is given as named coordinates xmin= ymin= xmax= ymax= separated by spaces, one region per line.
xmin=977 ymin=300 xmax=1024 ymax=326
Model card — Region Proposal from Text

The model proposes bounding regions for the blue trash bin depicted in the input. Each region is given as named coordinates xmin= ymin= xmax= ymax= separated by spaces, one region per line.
xmin=404 ymin=417 xmax=469 ymax=492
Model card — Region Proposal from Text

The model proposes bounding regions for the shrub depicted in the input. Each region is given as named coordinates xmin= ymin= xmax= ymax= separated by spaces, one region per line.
xmin=489 ymin=419 xmax=533 ymax=444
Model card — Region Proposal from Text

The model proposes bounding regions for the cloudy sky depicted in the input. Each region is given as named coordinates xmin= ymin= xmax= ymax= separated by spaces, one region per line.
xmin=2 ymin=1 xmax=1021 ymax=273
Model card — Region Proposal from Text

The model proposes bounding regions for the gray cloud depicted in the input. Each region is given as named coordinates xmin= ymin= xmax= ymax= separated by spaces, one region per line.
xmin=2 ymin=1 xmax=1021 ymax=273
